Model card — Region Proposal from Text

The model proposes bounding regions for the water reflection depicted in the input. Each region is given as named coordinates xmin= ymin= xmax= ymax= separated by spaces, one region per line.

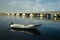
xmin=30 ymin=16 xmax=33 ymax=19
xmin=53 ymin=17 xmax=60 ymax=21
xmin=40 ymin=17 xmax=44 ymax=20
xmin=13 ymin=16 xmax=60 ymax=21
xmin=0 ymin=16 xmax=60 ymax=40
xmin=10 ymin=28 xmax=41 ymax=35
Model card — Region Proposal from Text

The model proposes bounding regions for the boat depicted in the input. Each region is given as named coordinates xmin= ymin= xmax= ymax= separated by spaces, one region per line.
xmin=9 ymin=23 xmax=41 ymax=29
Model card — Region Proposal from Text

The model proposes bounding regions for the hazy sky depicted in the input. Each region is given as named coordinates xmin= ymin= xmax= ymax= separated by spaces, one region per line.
xmin=0 ymin=0 xmax=60 ymax=13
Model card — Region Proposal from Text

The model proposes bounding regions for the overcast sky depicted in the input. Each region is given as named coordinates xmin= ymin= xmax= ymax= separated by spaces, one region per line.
xmin=0 ymin=0 xmax=60 ymax=13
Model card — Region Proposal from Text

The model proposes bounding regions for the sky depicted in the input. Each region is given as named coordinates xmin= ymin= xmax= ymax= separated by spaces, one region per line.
xmin=0 ymin=0 xmax=60 ymax=13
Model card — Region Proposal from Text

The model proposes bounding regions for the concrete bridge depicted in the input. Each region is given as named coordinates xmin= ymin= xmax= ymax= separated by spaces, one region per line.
xmin=7 ymin=12 xmax=60 ymax=17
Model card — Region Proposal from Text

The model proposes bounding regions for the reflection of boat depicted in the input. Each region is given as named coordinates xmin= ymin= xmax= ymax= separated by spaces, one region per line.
xmin=9 ymin=23 xmax=41 ymax=29
xmin=10 ymin=28 xmax=41 ymax=35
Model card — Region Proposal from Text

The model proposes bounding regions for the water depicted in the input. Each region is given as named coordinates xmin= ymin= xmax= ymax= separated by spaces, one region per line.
xmin=0 ymin=16 xmax=60 ymax=40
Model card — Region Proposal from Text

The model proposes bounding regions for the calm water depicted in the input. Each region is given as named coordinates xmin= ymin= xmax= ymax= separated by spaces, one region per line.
xmin=0 ymin=16 xmax=60 ymax=40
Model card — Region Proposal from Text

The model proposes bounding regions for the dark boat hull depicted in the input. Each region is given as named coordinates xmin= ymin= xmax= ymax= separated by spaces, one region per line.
xmin=10 ymin=27 xmax=37 ymax=30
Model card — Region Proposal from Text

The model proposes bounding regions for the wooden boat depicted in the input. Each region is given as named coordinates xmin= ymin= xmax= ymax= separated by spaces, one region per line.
xmin=9 ymin=23 xmax=41 ymax=29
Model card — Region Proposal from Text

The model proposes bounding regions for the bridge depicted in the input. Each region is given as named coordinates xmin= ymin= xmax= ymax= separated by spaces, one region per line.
xmin=7 ymin=11 xmax=60 ymax=17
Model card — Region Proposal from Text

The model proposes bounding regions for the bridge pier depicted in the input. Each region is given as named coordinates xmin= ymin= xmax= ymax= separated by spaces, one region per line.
xmin=6 ymin=12 xmax=60 ymax=18
xmin=16 ymin=13 xmax=20 ymax=16
xmin=54 ymin=14 xmax=58 ymax=17
xmin=40 ymin=13 xmax=44 ymax=17
xmin=22 ymin=13 xmax=26 ymax=16
xmin=30 ymin=13 xmax=33 ymax=17
xmin=8 ymin=13 xmax=11 ymax=16
xmin=11 ymin=13 xmax=14 ymax=16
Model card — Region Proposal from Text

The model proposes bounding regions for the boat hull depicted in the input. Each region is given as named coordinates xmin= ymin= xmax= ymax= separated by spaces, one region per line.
xmin=10 ymin=27 xmax=37 ymax=30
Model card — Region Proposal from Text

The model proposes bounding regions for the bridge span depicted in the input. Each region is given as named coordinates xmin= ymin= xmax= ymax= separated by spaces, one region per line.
xmin=7 ymin=12 xmax=60 ymax=17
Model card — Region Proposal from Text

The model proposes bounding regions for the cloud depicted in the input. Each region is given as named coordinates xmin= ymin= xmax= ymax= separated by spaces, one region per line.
xmin=41 ymin=9 xmax=46 ymax=11
xmin=5 ymin=0 xmax=60 ymax=12
xmin=7 ymin=0 xmax=42 ymax=12
xmin=40 ymin=1 xmax=60 ymax=11
xmin=35 ymin=0 xmax=42 ymax=3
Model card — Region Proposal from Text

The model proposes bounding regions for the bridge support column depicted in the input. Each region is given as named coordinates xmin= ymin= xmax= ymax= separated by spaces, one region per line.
xmin=22 ymin=13 xmax=25 ymax=16
xmin=40 ymin=13 xmax=44 ymax=17
xmin=11 ymin=13 xmax=14 ymax=16
xmin=54 ymin=14 xmax=57 ymax=17
xmin=30 ymin=13 xmax=33 ymax=17
xmin=22 ymin=13 xmax=26 ymax=17
xmin=16 ymin=13 xmax=19 ymax=16
xmin=8 ymin=13 xmax=11 ymax=16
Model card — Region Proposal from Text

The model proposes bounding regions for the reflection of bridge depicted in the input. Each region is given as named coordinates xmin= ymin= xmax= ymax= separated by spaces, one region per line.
xmin=7 ymin=12 xmax=60 ymax=17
